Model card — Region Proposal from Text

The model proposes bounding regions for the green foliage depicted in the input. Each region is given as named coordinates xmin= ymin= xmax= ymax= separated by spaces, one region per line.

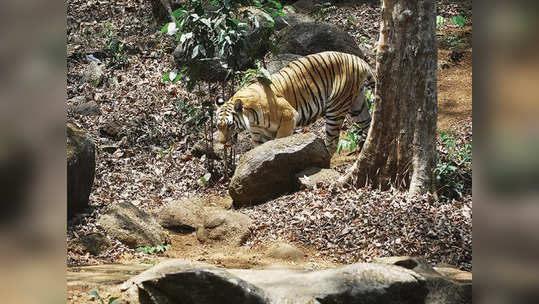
xmin=90 ymin=290 xmax=121 ymax=304
xmin=160 ymin=0 xmax=285 ymax=90
xmin=438 ymin=32 xmax=466 ymax=51
xmin=136 ymin=245 xmax=171 ymax=255
xmin=451 ymin=15 xmax=467 ymax=28
xmin=436 ymin=16 xmax=446 ymax=29
xmin=177 ymin=99 xmax=206 ymax=129
xmin=314 ymin=2 xmax=337 ymax=21
xmin=103 ymin=21 xmax=128 ymax=66
xmin=199 ymin=172 xmax=212 ymax=186
xmin=434 ymin=131 xmax=472 ymax=198
xmin=238 ymin=60 xmax=272 ymax=88
xmin=364 ymin=89 xmax=374 ymax=114
xmin=337 ymin=125 xmax=366 ymax=154
xmin=163 ymin=67 xmax=188 ymax=83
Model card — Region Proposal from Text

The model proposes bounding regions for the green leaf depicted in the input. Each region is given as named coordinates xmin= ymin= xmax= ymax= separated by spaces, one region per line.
xmin=253 ymin=0 xmax=262 ymax=8
xmin=268 ymin=0 xmax=282 ymax=9
xmin=451 ymin=15 xmax=466 ymax=28
xmin=162 ymin=72 xmax=170 ymax=83
xmin=108 ymin=297 xmax=120 ymax=304
xmin=172 ymin=8 xmax=185 ymax=19
xmin=160 ymin=23 xmax=169 ymax=35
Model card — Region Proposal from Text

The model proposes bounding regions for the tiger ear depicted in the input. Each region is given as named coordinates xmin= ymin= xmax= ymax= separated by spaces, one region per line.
xmin=215 ymin=96 xmax=225 ymax=106
xmin=234 ymin=99 xmax=243 ymax=113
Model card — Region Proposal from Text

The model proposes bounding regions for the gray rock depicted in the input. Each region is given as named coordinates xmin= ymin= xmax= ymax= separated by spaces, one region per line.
xmin=97 ymin=202 xmax=169 ymax=248
xmin=68 ymin=95 xmax=86 ymax=104
xmin=276 ymin=22 xmax=365 ymax=58
xmin=196 ymin=210 xmax=252 ymax=246
xmin=295 ymin=167 xmax=340 ymax=189
xmin=191 ymin=131 xmax=254 ymax=160
xmin=67 ymin=123 xmax=95 ymax=219
xmin=376 ymin=256 xmax=472 ymax=304
xmin=157 ymin=198 xmax=207 ymax=233
xmin=274 ymin=13 xmax=313 ymax=31
xmin=292 ymin=0 xmax=326 ymax=13
xmin=229 ymin=133 xmax=330 ymax=205
xmin=79 ymin=232 xmax=111 ymax=255
xmin=73 ymin=101 xmax=101 ymax=116
xmin=100 ymin=144 xmax=119 ymax=154
xmin=267 ymin=242 xmax=304 ymax=261
xmin=121 ymin=260 xmax=431 ymax=304
xmin=82 ymin=61 xmax=104 ymax=84
xmin=99 ymin=121 xmax=122 ymax=140
xmin=266 ymin=53 xmax=303 ymax=74
xmin=121 ymin=259 xmax=270 ymax=304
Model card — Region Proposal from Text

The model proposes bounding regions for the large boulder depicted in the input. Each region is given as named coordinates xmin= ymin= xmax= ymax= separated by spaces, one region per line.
xmin=229 ymin=133 xmax=330 ymax=205
xmin=121 ymin=259 xmax=433 ymax=304
xmin=276 ymin=22 xmax=365 ymax=58
xmin=292 ymin=0 xmax=327 ymax=13
xmin=67 ymin=123 xmax=96 ymax=219
xmin=274 ymin=13 xmax=313 ymax=31
xmin=97 ymin=202 xmax=169 ymax=248
xmin=196 ymin=210 xmax=252 ymax=246
xmin=266 ymin=53 xmax=303 ymax=74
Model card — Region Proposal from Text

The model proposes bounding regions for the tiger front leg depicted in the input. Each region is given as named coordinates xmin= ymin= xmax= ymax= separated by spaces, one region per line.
xmin=325 ymin=116 xmax=345 ymax=155
xmin=275 ymin=109 xmax=297 ymax=139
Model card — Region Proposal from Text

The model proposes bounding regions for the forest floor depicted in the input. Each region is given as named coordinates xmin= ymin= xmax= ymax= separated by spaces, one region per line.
xmin=67 ymin=1 xmax=473 ymax=299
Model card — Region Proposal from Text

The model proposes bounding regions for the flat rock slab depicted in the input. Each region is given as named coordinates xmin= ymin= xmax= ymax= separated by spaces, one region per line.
xmin=68 ymin=264 xmax=152 ymax=286
xmin=121 ymin=259 xmax=432 ymax=304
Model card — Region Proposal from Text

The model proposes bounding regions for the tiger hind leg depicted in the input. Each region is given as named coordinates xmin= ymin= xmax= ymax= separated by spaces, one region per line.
xmin=325 ymin=115 xmax=345 ymax=155
xmin=349 ymin=88 xmax=372 ymax=136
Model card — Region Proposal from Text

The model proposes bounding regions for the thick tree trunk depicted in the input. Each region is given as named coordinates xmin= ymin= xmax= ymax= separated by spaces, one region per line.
xmin=344 ymin=0 xmax=438 ymax=194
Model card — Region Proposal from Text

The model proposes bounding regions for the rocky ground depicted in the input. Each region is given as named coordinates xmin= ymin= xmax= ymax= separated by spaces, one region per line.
xmin=67 ymin=0 xmax=472 ymax=277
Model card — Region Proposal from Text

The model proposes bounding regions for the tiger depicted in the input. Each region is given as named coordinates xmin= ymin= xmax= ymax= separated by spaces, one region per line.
xmin=215 ymin=51 xmax=375 ymax=155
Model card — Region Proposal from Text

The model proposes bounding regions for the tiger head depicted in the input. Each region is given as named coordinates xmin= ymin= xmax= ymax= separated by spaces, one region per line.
xmin=215 ymin=95 xmax=243 ymax=144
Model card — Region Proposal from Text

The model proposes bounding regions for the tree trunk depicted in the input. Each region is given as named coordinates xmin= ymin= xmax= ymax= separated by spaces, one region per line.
xmin=344 ymin=0 xmax=438 ymax=194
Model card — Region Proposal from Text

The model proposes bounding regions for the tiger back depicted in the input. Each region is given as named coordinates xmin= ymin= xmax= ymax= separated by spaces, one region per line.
xmin=216 ymin=51 xmax=375 ymax=154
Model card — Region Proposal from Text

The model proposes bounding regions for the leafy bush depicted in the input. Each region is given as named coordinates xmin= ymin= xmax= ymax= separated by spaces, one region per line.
xmin=103 ymin=21 xmax=128 ymax=66
xmin=161 ymin=0 xmax=285 ymax=90
xmin=337 ymin=125 xmax=366 ymax=154
xmin=238 ymin=60 xmax=272 ymax=88
xmin=434 ymin=131 xmax=472 ymax=199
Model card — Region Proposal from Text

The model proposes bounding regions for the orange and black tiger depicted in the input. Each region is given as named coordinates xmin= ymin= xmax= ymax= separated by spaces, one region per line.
xmin=215 ymin=51 xmax=375 ymax=154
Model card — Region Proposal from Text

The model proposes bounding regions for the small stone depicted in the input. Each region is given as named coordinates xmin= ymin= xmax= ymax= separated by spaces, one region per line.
xmin=267 ymin=242 xmax=305 ymax=261
xmin=73 ymin=101 xmax=101 ymax=116
xmin=99 ymin=121 xmax=122 ymax=140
